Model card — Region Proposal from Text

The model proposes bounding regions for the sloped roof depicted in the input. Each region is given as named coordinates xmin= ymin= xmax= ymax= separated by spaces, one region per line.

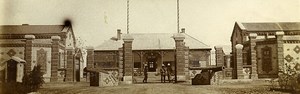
xmin=95 ymin=33 xmax=211 ymax=51
xmin=236 ymin=22 xmax=300 ymax=31
xmin=11 ymin=56 xmax=26 ymax=63
xmin=0 ymin=25 xmax=67 ymax=34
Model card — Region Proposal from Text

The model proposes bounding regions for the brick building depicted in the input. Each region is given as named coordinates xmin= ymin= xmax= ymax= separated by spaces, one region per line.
xmin=0 ymin=24 xmax=82 ymax=82
xmin=87 ymin=29 xmax=213 ymax=84
xmin=231 ymin=22 xmax=300 ymax=79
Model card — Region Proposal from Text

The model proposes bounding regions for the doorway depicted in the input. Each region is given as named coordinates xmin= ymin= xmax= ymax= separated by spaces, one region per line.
xmin=146 ymin=52 xmax=158 ymax=72
xmin=147 ymin=61 xmax=157 ymax=72
xmin=6 ymin=59 xmax=18 ymax=82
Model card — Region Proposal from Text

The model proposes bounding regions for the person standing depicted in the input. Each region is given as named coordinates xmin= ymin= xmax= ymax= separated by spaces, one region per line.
xmin=167 ymin=63 xmax=172 ymax=83
xmin=143 ymin=64 xmax=148 ymax=83
xmin=160 ymin=64 xmax=166 ymax=83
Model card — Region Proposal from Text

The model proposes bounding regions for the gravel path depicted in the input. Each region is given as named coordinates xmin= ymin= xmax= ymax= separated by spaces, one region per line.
xmin=38 ymin=82 xmax=289 ymax=94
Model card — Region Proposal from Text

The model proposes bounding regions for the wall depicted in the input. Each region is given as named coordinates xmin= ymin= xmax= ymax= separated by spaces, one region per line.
xmin=94 ymin=51 xmax=118 ymax=68
xmin=256 ymin=43 xmax=278 ymax=78
xmin=65 ymin=31 xmax=75 ymax=47
xmin=32 ymin=47 xmax=52 ymax=82
xmin=0 ymin=47 xmax=25 ymax=64
xmin=283 ymin=44 xmax=300 ymax=73
xmin=189 ymin=50 xmax=210 ymax=67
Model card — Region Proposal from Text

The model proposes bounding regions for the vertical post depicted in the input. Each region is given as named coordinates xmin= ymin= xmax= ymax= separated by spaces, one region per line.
xmin=177 ymin=0 xmax=180 ymax=33
xmin=184 ymin=47 xmax=190 ymax=80
xmin=235 ymin=44 xmax=244 ymax=79
xmin=127 ymin=0 xmax=129 ymax=34
xmin=224 ymin=54 xmax=233 ymax=79
xmin=226 ymin=55 xmax=231 ymax=68
xmin=276 ymin=31 xmax=284 ymax=74
xmin=140 ymin=52 xmax=144 ymax=72
xmin=215 ymin=46 xmax=225 ymax=79
xmin=86 ymin=46 xmax=94 ymax=82
xmin=24 ymin=35 xmax=35 ymax=74
xmin=214 ymin=46 xmax=224 ymax=67
xmin=123 ymin=34 xmax=134 ymax=84
xmin=173 ymin=33 xmax=185 ymax=82
xmin=118 ymin=48 xmax=124 ymax=81
xmin=66 ymin=47 xmax=74 ymax=82
xmin=51 ymin=36 xmax=60 ymax=82
xmin=249 ymin=33 xmax=258 ymax=79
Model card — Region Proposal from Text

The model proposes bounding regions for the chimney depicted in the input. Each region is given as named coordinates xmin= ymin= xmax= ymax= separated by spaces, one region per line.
xmin=181 ymin=28 xmax=185 ymax=33
xmin=117 ymin=29 xmax=122 ymax=40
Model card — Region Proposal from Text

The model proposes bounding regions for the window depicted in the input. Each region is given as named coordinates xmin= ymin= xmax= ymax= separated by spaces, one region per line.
xmin=134 ymin=62 xmax=141 ymax=68
xmin=190 ymin=61 xmax=200 ymax=67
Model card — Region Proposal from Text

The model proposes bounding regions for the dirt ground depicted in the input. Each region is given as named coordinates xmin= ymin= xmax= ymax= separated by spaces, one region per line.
xmin=37 ymin=80 xmax=293 ymax=94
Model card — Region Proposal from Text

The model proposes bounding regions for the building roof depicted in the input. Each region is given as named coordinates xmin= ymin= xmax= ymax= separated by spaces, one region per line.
xmin=95 ymin=33 xmax=211 ymax=51
xmin=236 ymin=22 xmax=300 ymax=31
xmin=0 ymin=25 xmax=68 ymax=34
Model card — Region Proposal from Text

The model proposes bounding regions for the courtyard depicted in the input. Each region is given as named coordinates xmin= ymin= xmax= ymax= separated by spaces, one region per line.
xmin=38 ymin=80 xmax=290 ymax=94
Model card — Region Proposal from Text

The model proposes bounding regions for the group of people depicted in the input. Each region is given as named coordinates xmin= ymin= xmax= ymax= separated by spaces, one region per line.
xmin=143 ymin=63 xmax=173 ymax=83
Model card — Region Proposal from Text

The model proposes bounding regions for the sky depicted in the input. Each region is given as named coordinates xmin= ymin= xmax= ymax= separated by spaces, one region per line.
xmin=1 ymin=0 xmax=300 ymax=48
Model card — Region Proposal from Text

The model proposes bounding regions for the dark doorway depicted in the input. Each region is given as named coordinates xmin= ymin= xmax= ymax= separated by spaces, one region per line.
xmin=147 ymin=61 xmax=157 ymax=72
xmin=145 ymin=52 xmax=159 ymax=72
xmin=7 ymin=59 xmax=18 ymax=82
xmin=75 ymin=59 xmax=80 ymax=82
xmin=0 ymin=70 xmax=5 ymax=82
xmin=76 ymin=69 xmax=80 ymax=82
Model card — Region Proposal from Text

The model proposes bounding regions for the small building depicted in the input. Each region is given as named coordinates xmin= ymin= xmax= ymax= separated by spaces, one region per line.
xmin=0 ymin=56 xmax=26 ymax=83
xmin=230 ymin=22 xmax=300 ymax=79
xmin=87 ymin=29 xmax=213 ymax=83
xmin=0 ymin=24 xmax=82 ymax=82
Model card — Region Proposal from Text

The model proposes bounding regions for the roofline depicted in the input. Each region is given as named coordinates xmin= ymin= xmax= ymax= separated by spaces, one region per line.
xmin=235 ymin=22 xmax=300 ymax=31
xmin=236 ymin=22 xmax=246 ymax=30
xmin=0 ymin=24 xmax=65 ymax=26
xmin=183 ymin=33 xmax=210 ymax=47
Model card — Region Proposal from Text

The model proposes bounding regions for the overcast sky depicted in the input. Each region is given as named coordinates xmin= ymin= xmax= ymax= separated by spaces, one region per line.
xmin=1 ymin=0 xmax=300 ymax=48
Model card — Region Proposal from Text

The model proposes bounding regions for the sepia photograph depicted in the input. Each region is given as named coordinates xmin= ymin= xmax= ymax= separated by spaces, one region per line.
xmin=0 ymin=0 xmax=300 ymax=94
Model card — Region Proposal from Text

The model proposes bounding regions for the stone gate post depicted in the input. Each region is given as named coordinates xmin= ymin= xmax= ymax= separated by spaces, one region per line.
xmin=235 ymin=44 xmax=244 ymax=79
xmin=122 ymin=34 xmax=134 ymax=84
xmin=24 ymin=35 xmax=35 ymax=74
xmin=173 ymin=33 xmax=186 ymax=81
xmin=51 ymin=36 xmax=60 ymax=82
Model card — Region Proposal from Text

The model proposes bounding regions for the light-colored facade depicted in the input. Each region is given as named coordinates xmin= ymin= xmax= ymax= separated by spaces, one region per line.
xmin=0 ymin=24 xmax=82 ymax=82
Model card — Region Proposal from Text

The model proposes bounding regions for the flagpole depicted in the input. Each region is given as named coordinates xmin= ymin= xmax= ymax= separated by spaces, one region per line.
xmin=177 ymin=0 xmax=179 ymax=33
xmin=174 ymin=0 xmax=179 ymax=83
xmin=127 ymin=0 xmax=129 ymax=34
